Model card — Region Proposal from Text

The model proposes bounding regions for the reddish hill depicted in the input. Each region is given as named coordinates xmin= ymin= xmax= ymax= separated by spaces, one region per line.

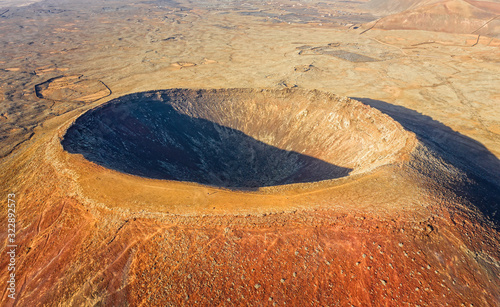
xmin=363 ymin=0 xmax=441 ymax=15
xmin=368 ymin=0 xmax=500 ymax=37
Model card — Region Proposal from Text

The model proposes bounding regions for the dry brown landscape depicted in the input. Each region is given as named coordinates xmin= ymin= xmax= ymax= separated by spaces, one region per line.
xmin=1 ymin=0 xmax=500 ymax=306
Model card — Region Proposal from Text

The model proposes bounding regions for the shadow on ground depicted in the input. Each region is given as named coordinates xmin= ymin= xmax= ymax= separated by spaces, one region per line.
xmin=355 ymin=97 xmax=500 ymax=225
xmin=62 ymin=99 xmax=351 ymax=190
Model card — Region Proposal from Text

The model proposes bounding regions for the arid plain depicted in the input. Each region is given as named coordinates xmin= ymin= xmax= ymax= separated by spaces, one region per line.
xmin=1 ymin=0 xmax=500 ymax=305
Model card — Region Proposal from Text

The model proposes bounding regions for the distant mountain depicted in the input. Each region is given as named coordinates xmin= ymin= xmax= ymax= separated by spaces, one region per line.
xmin=364 ymin=0 xmax=500 ymax=37
xmin=363 ymin=0 xmax=442 ymax=15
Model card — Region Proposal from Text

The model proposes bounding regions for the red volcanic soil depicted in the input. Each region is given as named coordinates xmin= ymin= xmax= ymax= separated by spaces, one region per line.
xmin=1 ymin=176 xmax=500 ymax=306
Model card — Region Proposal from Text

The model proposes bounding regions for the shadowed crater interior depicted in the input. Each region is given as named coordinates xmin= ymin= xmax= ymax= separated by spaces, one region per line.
xmin=62 ymin=88 xmax=414 ymax=189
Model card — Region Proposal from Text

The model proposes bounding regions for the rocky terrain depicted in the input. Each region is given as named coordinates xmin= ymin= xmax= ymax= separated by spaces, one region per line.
xmin=0 ymin=0 xmax=499 ymax=306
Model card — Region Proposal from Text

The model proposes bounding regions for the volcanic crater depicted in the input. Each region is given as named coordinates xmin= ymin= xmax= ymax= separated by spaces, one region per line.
xmin=62 ymin=88 xmax=415 ymax=189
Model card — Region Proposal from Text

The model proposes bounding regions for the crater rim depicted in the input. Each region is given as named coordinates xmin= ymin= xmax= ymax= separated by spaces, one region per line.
xmin=61 ymin=88 xmax=417 ymax=191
